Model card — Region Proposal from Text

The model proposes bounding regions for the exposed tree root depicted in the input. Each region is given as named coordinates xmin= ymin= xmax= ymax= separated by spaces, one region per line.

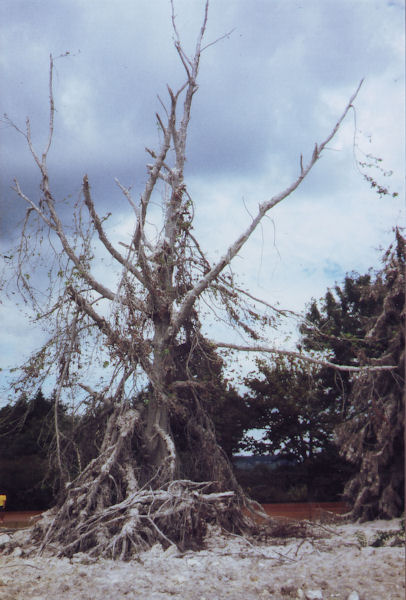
xmin=23 ymin=390 xmax=255 ymax=560
xmin=30 ymin=480 xmax=252 ymax=559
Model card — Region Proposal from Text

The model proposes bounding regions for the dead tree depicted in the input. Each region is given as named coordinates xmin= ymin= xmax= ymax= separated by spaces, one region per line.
xmin=5 ymin=1 xmax=365 ymax=557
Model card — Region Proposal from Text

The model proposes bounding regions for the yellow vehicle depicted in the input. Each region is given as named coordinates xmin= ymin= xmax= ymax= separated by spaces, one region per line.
xmin=0 ymin=494 xmax=6 ymax=522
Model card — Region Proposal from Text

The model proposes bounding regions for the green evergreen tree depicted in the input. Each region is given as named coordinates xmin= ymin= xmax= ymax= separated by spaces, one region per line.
xmin=300 ymin=230 xmax=405 ymax=519
xmin=336 ymin=231 xmax=405 ymax=519
xmin=0 ymin=390 xmax=55 ymax=509
xmin=242 ymin=357 xmax=340 ymax=461
xmin=299 ymin=272 xmax=383 ymax=419
xmin=240 ymin=356 xmax=353 ymax=502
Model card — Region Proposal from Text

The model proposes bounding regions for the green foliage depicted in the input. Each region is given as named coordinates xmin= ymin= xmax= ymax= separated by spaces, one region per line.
xmin=0 ymin=390 xmax=54 ymax=459
xmin=241 ymin=357 xmax=342 ymax=461
xmin=0 ymin=389 xmax=56 ymax=509
xmin=299 ymin=271 xmax=384 ymax=420
xmin=234 ymin=354 xmax=356 ymax=502
xmin=161 ymin=322 xmax=254 ymax=460
xmin=234 ymin=235 xmax=404 ymax=505
xmin=301 ymin=270 xmax=386 ymax=363
xmin=211 ymin=388 xmax=250 ymax=458
xmin=233 ymin=463 xmax=307 ymax=504
xmin=0 ymin=456 xmax=53 ymax=511
xmin=233 ymin=452 xmax=354 ymax=503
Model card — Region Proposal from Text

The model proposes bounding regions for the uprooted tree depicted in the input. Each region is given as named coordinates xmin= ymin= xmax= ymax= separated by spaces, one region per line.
xmin=3 ymin=1 xmax=382 ymax=558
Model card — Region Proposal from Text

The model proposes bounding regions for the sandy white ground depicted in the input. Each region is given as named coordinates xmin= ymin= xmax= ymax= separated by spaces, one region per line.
xmin=0 ymin=518 xmax=403 ymax=599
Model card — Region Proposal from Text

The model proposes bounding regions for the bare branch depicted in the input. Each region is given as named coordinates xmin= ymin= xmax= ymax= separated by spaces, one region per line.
xmin=132 ymin=93 xmax=175 ymax=253
xmin=66 ymin=285 xmax=131 ymax=354
xmin=82 ymin=175 xmax=149 ymax=296
xmin=42 ymin=54 xmax=55 ymax=160
xmin=211 ymin=340 xmax=396 ymax=373
xmin=170 ymin=80 xmax=364 ymax=336
xmin=201 ymin=28 xmax=235 ymax=53
xmin=12 ymin=179 xmax=53 ymax=228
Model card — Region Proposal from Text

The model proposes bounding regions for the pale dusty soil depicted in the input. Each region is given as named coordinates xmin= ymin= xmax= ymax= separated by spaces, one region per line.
xmin=0 ymin=519 xmax=403 ymax=599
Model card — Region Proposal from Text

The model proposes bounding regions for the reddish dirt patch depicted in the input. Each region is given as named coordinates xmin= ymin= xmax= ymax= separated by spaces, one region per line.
xmin=261 ymin=501 xmax=348 ymax=520
xmin=0 ymin=511 xmax=42 ymax=528
xmin=2 ymin=503 xmax=348 ymax=529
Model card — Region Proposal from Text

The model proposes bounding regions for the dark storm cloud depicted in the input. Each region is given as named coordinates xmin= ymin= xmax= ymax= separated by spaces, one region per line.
xmin=0 ymin=0 xmax=404 ymax=387
xmin=0 ymin=0 xmax=403 ymax=241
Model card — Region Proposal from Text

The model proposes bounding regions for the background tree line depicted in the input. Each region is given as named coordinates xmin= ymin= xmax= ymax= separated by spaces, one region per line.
xmin=1 ymin=231 xmax=403 ymax=518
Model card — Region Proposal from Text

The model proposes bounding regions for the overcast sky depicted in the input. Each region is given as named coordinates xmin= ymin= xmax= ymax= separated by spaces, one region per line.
xmin=0 ymin=0 xmax=404 ymax=396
